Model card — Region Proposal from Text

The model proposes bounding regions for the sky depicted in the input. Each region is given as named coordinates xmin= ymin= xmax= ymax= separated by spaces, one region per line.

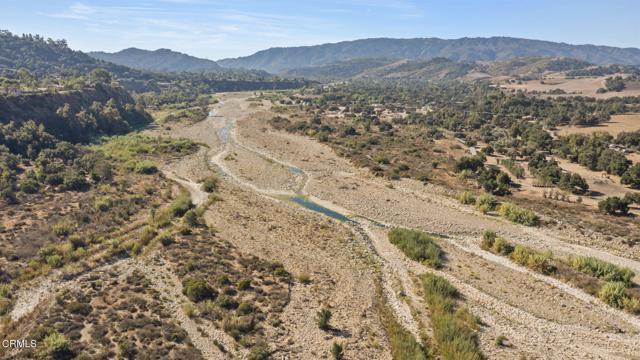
xmin=1 ymin=0 xmax=639 ymax=60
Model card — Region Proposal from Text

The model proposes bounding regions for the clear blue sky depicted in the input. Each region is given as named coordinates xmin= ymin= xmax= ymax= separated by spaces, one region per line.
xmin=1 ymin=0 xmax=638 ymax=60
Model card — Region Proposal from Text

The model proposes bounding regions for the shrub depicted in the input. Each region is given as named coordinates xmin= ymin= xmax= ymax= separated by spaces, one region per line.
xmin=19 ymin=178 xmax=40 ymax=194
xmin=475 ymin=194 xmax=498 ymax=213
xmin=491 ymin=237 xmax=514 ymax=256
xmin=498 ymin=202 xmax=538 ymax=226
xmin=623 ymin=297 xmax=640 ymax=314
xmin=222 ymin=314 xmax=255 ymax=338
xmin=570 ymin=256 xmax=634 ymax=286
xmin=0 ymin=298 xmax=10 ymax=316
xmin=217 ymin=295 xmax=239 ymax=310
xmin=138 ymin=226 xmax=156 ymax=246
xmin=475 ymin=194 xmax=498 ymax=214
xmin=46 ymin=254 xmax=64 ymax=268
xmin=201 ymin=176 xmax=219 ymax=193
xmin=68 ymin=235 xmax=86 ymax=250
xmin=598 ymin=282 xmax=628 ymax=308
xmin=457 ymin=191 xmax=476 ymax=205
xmin=598 ymin=197 xmax=629 ymax=216
xmin=53 ymin=220 xmax=74 ymax=237
xmin=455 ymin=155 xmax=485 ymax=173
xmin=495 ymin=335 xmax=508 ymax=347
xmin=134 ymin=160 xmax=158 ymax=174
xmin=331 ymin=342 xmax=344 ymax=360
xmin=183 ymin=209 xmax=200 ymax=227
xmin=510 ymin=246 xmax=553 ymax=274
xmin=44 ymin=173 xmax=64 ymax=186
xmin=384 ymin=312 xmax=428 ymax=360
xmin=296 ymin=272 xmax=311 ymax=284
xmin=237 ymin=301 xmax=254 ymax=315
xmin=0 ymin=285 xmax=11 ymax=298
xmin=270 ymin=262 xmax=289 ymax=277
xmin=40 ymin=332 xmax=73 ymax=359
xmin=169 ymin=193 xmax=194 ymax=217
xmin=421 ymin=273 xmax=458 ymax=304
xmin=316 ymin=308 xmax=332 ymax=331
xmin=420 ymin=273 xmax=483 ymax=360
xmin=118 ymin=340 xmax=137 ymax=359
xmin=500 ymin=158 xmax=525 ymax=179
xmin=182 ymin=278 xmax=217 ymax=302
xmin=94 ymin=196 xmax=112 ymax=211
xmin=0 ymin=188 xmax=18 ymax=204
xmin=216 ymin=274 xmax=231 ymax=286
xmin=248 ymin=343 xmax=270 ymax=360
xmin=388 ymin=228 xmax=442 ymax=268
xmin=64 ymin=301 xmax=92 ymax=316
xmin=157 ymin=232 xmax=174 ymax=246
xmin=182 ymin=303 xmax=196 ymax=318
xmin=237 ymin=278 xmax=252 ymax=290
xmin=480 ymin=230 xmax=497 ymax=250
xmin=62 ymin=172 xmax=89 ymax=191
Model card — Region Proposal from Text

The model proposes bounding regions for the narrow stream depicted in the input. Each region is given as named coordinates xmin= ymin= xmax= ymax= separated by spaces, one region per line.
xmin=210 ymin=108 xmax=350 ymax=222
xmin=290 ymin=195 xmax=349 ymax=222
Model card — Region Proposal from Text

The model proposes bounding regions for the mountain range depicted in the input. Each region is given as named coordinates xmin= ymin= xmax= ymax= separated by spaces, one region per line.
xmin=218 ymin=37 xmax=640 ymax=73
xmin=89 ymin=48 xmax=222 ymax=73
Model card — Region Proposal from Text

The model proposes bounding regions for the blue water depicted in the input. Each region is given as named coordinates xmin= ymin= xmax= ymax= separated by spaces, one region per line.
xmin=290 ymin=196 xmax=349 ymax=222
xmin=217 ymin=126 xmax=230 ymax=143
xmin=288 ymin=166 xmax=303 ymax=175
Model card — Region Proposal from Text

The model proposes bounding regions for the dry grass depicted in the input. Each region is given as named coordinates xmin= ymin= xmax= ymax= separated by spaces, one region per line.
xmin=557 ymin=114 xmax=640 ymax=137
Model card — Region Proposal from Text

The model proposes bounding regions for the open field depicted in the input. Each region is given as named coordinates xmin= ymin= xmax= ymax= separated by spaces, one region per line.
xmin=500 ymin=76 xmax=640 ymax=98
xmin=557 ymin=113 xmax=640 ymax=137
xmin=487 ymin=154 xmax=640 ymax=209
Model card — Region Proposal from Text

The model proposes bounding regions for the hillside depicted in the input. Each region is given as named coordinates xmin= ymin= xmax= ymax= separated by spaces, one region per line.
xmin=89 ymin=48 xmax=222 ymax=73
xmin=0 ymin=30 xmax=146 ymax=79
xmin=283 ymin=57 xmax=601 ymax=81
xmin=356 ymin=58 xmax=477 ymax=80
xmin=0 ymin=31 xmax=308 ymax=95
xmin=283 ymin=58 xmax=395 ymax=79
xmin=482 ymin=57 xmax=594 ymax=76
xmin=218 ymin=36 xmax=640 ymax=73
xmin=0 ymin=83 xmax=150 ymax=143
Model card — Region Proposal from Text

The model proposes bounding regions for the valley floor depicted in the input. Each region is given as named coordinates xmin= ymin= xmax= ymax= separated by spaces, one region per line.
xmin=5 ymin=92 xmax=640 ymax=359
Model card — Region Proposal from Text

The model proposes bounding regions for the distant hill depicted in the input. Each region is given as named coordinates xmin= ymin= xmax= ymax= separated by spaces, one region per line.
xmin=89 ymin=48 xmax=222 ymax=73
xmin=218 ymin=37 xmax=640 ymax=73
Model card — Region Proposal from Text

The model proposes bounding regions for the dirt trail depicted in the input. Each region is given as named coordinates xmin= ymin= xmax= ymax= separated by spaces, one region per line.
xmin=133 ymin=255 xmax=239 ymax=360
xmin=164 ymin=169 xmax=209 ymax=206
xmin=10 ymin=258 xmax=132 ymax=321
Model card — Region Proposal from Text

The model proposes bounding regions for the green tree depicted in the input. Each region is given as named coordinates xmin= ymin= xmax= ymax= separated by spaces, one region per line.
xmin=89 ymin=68 xmax=112 ymax=84
xmin=622 ymin=164 xmax=640 ymax=189
xmin=597 ymin=149 xmax=629 ymax=176
xmin=598 ymin=197 xmax=629 ymax=216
